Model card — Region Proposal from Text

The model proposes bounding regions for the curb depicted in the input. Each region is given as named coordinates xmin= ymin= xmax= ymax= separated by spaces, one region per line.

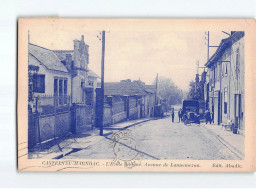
xmin=203 ymin=125 xmax=244 ymax=159
xmin=104 ymin=119 xmax=152 ymax=130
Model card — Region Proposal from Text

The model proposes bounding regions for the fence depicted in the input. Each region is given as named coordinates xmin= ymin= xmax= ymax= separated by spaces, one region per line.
xmin=28 ymin=95 xmax=71 ymax=148
xmin=95 ymin=92 xmax=145 ymax=127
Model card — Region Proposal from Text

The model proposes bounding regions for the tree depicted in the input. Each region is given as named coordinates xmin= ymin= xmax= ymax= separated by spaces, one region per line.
xmin=188 ymin=80 xmax=204 ymax=100
xmin=154 ymin=76 xmax=183 ymax=106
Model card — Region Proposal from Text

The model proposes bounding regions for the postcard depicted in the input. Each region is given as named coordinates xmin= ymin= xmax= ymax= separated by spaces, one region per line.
xmin=18 ymin=18 xmax=256 ymax=172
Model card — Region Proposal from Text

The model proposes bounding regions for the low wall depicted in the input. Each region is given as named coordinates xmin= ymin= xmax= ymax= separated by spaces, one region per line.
xmin=71 ymin=104 xmax=93 ymax=133
xmin=103 ymin=106 xmax=112 ymax=126
xmin=129 ymin=107 xmax=138 ymax=120
xmin=38 ymin=112 xmax=71 ymax=142
xmin=112 ymin=111 xmax=127 ymax=124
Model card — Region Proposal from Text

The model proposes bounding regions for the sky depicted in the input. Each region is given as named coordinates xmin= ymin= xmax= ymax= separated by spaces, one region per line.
xmin=29 ymin=25 xmax=229 ymax=91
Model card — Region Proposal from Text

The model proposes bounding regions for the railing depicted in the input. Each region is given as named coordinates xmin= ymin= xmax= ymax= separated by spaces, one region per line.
xmin=35 ymin=95 xmax=71 ymax=116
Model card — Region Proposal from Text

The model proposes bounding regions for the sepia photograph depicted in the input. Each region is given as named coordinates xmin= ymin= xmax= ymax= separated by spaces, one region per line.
xmin=17 ymin=19 xmax=256 ymax=172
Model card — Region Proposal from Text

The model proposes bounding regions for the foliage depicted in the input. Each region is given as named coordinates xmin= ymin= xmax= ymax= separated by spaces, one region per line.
xmin=154 ymin=76 xmax=183 ymax=105
xmin=187 ymin=80 xmax=204 ymax=100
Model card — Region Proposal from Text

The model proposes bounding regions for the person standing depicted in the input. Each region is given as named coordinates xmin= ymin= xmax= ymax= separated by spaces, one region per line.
xmin=205 ymin=109 xmax=211 ymax=124
xmin=178 ymin=109 xmax=182 ymax=122
xmin=171 ymin=108 xmax=175 ymax=123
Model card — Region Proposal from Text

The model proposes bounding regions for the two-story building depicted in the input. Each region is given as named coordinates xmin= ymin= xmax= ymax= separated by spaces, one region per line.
xmin=205 ymin=31 xmax=245 ymax=134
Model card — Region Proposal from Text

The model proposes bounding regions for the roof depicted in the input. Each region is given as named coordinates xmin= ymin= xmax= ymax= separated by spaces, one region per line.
xmin=29 ymin=43 xmax=68 ymax=72
xmin=104 ymin=80 xmax=146 ymax=96
xmin=53 ymin=50 xmax=74 ymax=61
xmin=133 ymin=80 xmax=155 ymax=94
xmin=205 ymin=31 xmax=244 ymax=68
xmin=88 ymin=69 xmax=100 ymax=78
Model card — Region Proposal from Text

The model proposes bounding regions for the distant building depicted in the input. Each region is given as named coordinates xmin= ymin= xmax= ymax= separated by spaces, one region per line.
xmin=205 ymin=31 xmax=245 ymax=133
xmin=95 ymin=79 xmax=155 ymax=127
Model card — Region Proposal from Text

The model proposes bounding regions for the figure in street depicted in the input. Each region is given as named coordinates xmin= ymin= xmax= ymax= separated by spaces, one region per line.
xmin=205 ymin=109 xmax=212 ymax=124
xmin=178 ymin=109 xmax=182 ymax=122
xmin=171 ymin=108 xmax=175 ymax=123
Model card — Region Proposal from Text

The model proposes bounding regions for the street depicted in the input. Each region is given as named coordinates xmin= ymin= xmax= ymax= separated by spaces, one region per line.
xmin=62 ymin=113 xmax=239 ymax=160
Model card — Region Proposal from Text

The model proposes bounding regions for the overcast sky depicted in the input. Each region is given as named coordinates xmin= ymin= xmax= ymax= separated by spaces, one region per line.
xmin=30 ymin=27 xmax=229 ymax=91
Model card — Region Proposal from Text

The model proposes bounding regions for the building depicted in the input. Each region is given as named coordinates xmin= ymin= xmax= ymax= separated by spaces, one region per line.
xmin=95 ymin=79 xmax=156 ymax=127
xmin=28 ymin=43 xmax=72 ymax=113
xmin=28 ymin=35 xmax=99 ymax=148
xmin=53 ymin=35 xmax=99 ymax=105
xmin=133 ymin=80 xmax=156 ymax=117
xmin=205 ymin=31 xmax=245 ymax=134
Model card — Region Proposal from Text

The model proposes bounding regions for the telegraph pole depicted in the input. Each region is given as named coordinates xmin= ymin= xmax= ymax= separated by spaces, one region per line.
xmin=100 ymin=31 xmax=105 ymax=136
xmin=207 ymin=31 xmax=209 ymax=61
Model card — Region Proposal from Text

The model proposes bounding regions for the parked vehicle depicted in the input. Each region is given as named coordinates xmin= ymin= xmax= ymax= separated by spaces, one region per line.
xmin=181 ymin=100 xmax=201 ymax=125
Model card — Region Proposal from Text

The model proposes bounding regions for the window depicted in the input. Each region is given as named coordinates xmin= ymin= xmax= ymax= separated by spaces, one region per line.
xmin=64 ymin=80 xmax=67 ymax=104
xmin=236 ymin=48 xmax=240 ymax=75
xmin=225 ymin=63 xmax=228 ymax=76
xmin=213 ymin=66 xmax=216 ymax=85
xmin=59 ymin=80 xmax=63 ymax=105
xmin=89 ymin=81 xmax=94 ymax=86
xmin=53 ymin=77 xmax=68 ymax=106
xmin=54 ymin=78 xmax=58 ymax=97
xmin=33 ymin=74 xmax=45 ymax=93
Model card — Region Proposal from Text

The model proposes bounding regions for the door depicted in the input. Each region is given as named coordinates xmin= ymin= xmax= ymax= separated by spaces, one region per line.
xmin=234 ymin=94 xmax=241 ymax=129
xmin=218 ymin=91 xmax=222 ymax=125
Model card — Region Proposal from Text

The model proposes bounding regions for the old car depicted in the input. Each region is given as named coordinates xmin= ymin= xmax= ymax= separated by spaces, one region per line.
xmin=181 ymin=100 xmax=201 ymax=125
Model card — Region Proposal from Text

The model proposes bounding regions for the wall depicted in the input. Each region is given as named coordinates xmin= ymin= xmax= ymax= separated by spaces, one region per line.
xmin=230 ymin=37 xmax=245 ymax=130
xmin=71 ymin=104 xmax=93 ymax=133
xmin=28 ymin=110 xmax=71 ymax=148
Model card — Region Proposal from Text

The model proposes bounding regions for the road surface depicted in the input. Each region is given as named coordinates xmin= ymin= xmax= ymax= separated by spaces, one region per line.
xmin=62 ymin=115 xmax=238 ymax=160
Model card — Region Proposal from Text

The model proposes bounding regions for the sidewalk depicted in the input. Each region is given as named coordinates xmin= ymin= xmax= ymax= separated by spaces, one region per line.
xmin=202 ymin=123 xmax=244 ymax=159
xmin=28 ymin=118 xmax=152 ymax=159
xmin=104 ymin=118 xmax=152 ymax=130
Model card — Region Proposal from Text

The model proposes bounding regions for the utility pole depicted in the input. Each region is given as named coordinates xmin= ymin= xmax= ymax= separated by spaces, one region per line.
xmin=207 ymin=31 xmax=209 ymax=61
xmin=100 ymin=31 xmax=105 ymax=136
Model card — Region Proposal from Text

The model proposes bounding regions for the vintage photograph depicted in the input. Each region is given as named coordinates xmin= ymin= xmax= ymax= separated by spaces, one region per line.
xmin=18 ymin=19 xmax=255 ymax=171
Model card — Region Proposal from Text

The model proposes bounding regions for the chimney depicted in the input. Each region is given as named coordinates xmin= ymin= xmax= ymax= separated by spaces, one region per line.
xmin=81 ymin=35 xmax=84 ymax=42
xmin=73 ymin=40 xmax=80 ymax=68
xmin=65 ymin=54 xmax=72 ymax=70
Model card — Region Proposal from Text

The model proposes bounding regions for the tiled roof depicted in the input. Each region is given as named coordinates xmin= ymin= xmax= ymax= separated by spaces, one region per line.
xmin=145 ymin=85 xmax=156 ymax=93
xmin=53 ymin=50 xmax=74 ymax=61
xmin=133 ymin=80 xmax=155 ymax=94
xmin=29 ymin=43 xmax=68 ymax=72
xmin=104 ymin=80 xmax=146 ymax=96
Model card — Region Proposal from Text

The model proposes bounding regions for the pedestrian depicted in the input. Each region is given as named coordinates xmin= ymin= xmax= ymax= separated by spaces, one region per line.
xmin=171 ymin=108 xmax=175 ymax=123
xmin=178 ymin=109 xmax=182 ymax=122
xmin=205 ymin=109 xmax=211 ymax=124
